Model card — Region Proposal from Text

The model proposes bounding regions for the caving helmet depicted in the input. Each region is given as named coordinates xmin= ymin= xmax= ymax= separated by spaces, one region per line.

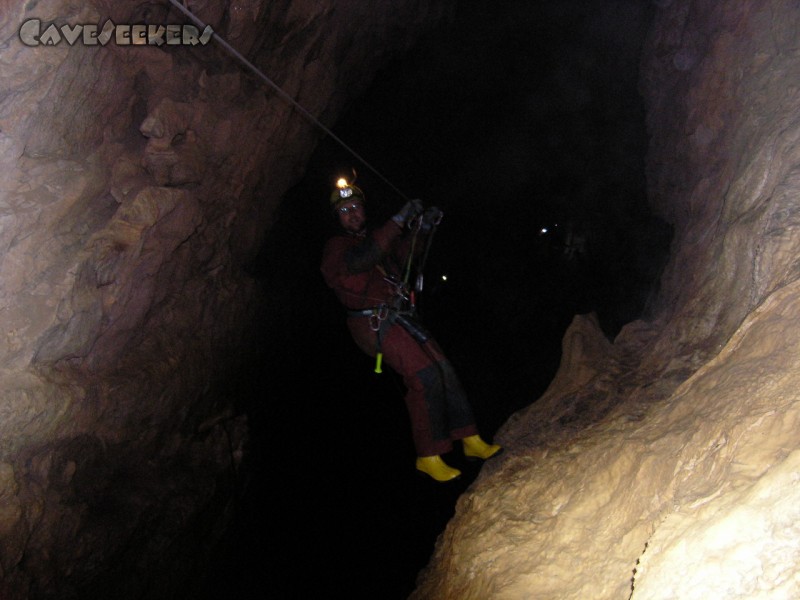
xmin=330 ymin=176 xmax=364 ymax=211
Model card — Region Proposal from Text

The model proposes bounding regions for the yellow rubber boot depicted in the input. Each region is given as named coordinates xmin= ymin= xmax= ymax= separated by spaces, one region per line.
xmin=416 ymin=455 xmax=461 ymax=482
xmin=462 ymin=435 xmax=503 ymax=460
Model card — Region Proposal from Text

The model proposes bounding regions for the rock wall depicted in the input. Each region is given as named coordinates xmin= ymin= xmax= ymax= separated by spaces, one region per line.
xmin=639 ymin=0 xmax=800 ymax=361
xmin=413 ymin=1 xmax=800 ymax=598
xmin=0 ymin=0 xmax=449 ymax=597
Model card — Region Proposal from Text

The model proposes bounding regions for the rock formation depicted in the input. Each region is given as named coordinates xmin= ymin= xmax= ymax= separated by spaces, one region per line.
xmin=4 ymin=0 xmax=800 ymax=598
xmin=413 ymin=1 xmax=800 ymax=598
xmin=0 ymin=0 xmax=447 ymax=597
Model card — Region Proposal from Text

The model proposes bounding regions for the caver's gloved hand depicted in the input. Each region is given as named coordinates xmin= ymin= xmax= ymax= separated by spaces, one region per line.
xmin=421 ymin=206 xmax=443 ymax=232
xmin=392 ymin=198 xmax=424 ymax=227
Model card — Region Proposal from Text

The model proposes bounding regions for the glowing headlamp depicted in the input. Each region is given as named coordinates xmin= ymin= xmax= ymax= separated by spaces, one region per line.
xmin=331 ymin=173 xmax=363 ymax=207
xmin=336 ymin=178 xmax=354 ymax=199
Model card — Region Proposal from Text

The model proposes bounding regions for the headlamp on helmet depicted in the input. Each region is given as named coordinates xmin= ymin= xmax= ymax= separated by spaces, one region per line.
xmin=330 ymin=176 xmax=364 ymax=207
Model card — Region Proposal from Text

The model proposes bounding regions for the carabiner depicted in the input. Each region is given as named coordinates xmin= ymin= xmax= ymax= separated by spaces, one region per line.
xmin=377 ymin=304 xmax=389 ymax=320
xmin=369 ymin=305 xmax=389 ymax=332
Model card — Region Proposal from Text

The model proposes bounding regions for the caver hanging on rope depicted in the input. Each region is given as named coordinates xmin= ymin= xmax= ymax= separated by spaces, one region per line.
xmin=321 ymin=175 xmax=502 ymax=483
xmin=165 ymin=0 xmax=503 ymax=481
xmin=329 ymin=173 xmax=442 ymax=372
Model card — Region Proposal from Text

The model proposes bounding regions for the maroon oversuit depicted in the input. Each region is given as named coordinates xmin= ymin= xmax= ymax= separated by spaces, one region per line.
xmin=321 ymin=219 xmax=478 ymax=456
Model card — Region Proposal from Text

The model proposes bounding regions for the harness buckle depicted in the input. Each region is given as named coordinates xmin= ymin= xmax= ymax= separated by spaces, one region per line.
xmin=369 ymin=304 xmax=389 ymax=331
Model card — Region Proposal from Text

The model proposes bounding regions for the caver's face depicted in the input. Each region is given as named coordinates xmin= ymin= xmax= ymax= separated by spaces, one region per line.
xmin=337 ymin=200 xmax=366 ymax=233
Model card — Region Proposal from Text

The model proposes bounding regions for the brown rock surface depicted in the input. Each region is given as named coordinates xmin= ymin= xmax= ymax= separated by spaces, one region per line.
xmin=4 ymin=0 xmax=800 ymax=598
xmin=412 ymin=2 xmax=800 ymax=598
xmin=0 ymin=0 xmax=447 ymax=597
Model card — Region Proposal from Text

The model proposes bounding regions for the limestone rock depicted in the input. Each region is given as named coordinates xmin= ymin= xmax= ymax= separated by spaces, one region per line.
xmin=413 ymin=2 xmax=800 ymax=599
xmin=0 ymin=0 xmax=449 ymax=597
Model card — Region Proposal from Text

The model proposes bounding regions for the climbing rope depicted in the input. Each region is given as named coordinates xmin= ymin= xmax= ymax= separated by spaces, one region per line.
xmin=165 ymin=0 xmax=411 ymax=201
xmin=402 ymin=217 xmax=422 ymax=290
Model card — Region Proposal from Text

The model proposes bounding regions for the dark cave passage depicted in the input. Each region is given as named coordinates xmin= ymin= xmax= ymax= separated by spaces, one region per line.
xmin=4 ymin=1 xmax=799 ymax=597
xmin=194 ymin=1 xmax=670 ymax=597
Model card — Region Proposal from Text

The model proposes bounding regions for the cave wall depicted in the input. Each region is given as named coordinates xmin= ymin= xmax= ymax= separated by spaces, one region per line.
xmin=0 ymin=0 xmax=450 ymax=597
xmin=639 ymin=0 xmax=800 ymax=366
xmin=412 ymin=1 xmax=800 ymax=598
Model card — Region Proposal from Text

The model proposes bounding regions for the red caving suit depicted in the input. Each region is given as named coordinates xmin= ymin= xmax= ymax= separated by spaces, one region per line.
xmin=320 ymin=218 xmax=478 ymax=457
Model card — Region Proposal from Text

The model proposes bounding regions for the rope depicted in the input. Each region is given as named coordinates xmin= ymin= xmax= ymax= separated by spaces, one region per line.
xmin=418 ymin=222 xmax=438 ymax=276
xmin=402 ymin=221 xmax=421 ymax=288
xmin=165 ymin=0 xmax=410 ymax=201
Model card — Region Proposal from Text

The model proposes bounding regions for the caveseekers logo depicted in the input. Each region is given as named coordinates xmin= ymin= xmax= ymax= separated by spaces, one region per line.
xmin=19 ymin=18 xmax=213 ymax=47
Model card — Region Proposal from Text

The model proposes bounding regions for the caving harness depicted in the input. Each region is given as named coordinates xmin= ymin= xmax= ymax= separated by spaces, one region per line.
xmin=347 ymin=207 xmax=443 ymax=373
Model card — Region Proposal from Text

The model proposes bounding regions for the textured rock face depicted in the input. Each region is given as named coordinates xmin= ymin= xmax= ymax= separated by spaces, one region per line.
xmin=0 ymin=0 xmax=447 ymax=597
xmin=413 ymin=1 xmax=800 ymax=599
